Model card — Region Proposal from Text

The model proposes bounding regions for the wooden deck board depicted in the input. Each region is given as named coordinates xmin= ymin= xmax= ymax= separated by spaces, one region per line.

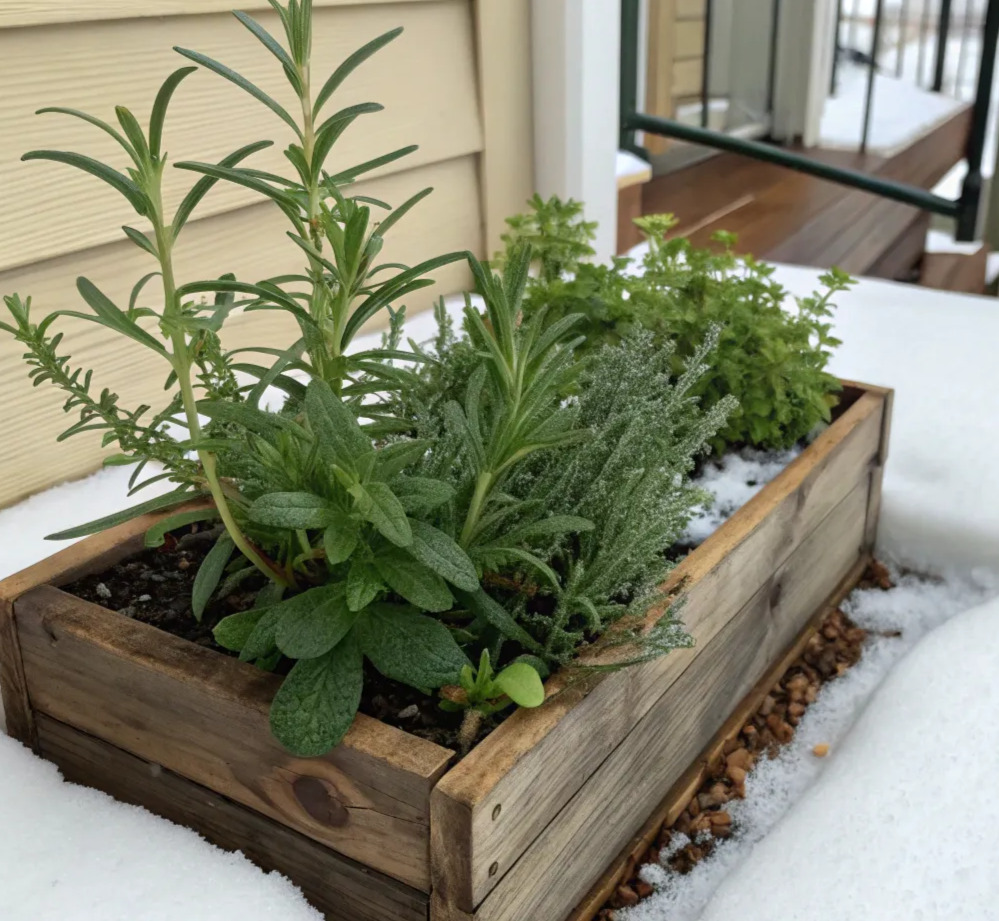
xmin=640 ymin=105 xmax=971 ymax=280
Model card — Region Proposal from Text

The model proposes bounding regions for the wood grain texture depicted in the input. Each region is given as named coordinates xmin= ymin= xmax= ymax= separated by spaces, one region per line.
xmin=0 ymin=2 xmax=482 ymax=272
xmin=676 ymin=0 xmax=707 ymax=18
xmin=16 ymin=585 xmax=454 ymax=890
xmin=644 ymin=0 xmax=676 ymax=155
xmin=673 ymin=19 xmax=706 ymax=59
xmin=36 ymin=715 xmax=429 ymax=921
xmin=617 ymin=183 xmax=645 ymax=254
xmin=431 ymin=387 xmax=888 ymax=911
xmin=471 ymin=481 xmax=871 ymax=921
xmin=672 ymin=57 xmax=704 ymax=98
xmin=920 ymin=246 xmax=989 ymax=294
xmin=1 ymin=0 xmax=438 ymax=29
xmin=0 ymin=502 xmax=201 ymax=745
xmin=0 ymin=155 xmax=479 ymax=509
xmin=564 ymin=554 xmax=871 ymax=921
xmin=473 ymin=0 xmax=535 ymax=254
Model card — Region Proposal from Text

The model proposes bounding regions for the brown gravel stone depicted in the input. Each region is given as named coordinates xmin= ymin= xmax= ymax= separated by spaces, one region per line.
xmin=588 ymin=562 xmax=890 ymax=919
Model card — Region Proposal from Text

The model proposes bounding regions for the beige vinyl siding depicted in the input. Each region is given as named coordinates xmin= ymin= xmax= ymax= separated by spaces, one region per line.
xmin=644 ymin=0 xmax=708 ymax=154
xmin=0 ymin=0 xmax=440 ymax=30
xmin=0 ymin=2 xmax=483 ymax=272
xmin=0 ymin=0 xmax=534 ymax=507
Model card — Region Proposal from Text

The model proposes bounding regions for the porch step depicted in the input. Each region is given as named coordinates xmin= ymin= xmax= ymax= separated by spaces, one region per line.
xmin=920 ymin=246 xmax=989 ymax=295
xmin=641 ymin=103 xmax=973 ymax=280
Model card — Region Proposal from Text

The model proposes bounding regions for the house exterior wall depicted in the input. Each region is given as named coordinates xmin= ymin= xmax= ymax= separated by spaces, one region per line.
xmin=0 ymin=0 xmax=533 ymax=507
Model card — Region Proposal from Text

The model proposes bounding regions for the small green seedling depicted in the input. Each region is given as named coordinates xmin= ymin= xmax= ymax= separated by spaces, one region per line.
xmin=441 ymin=650 xmax=545 ymax=752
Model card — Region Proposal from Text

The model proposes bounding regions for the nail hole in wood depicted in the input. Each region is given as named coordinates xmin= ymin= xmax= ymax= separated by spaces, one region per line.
xmin=492 ymin=804 xmax=502 ymax=821
xmin=488 ymin=861 xmax=499 ymax=877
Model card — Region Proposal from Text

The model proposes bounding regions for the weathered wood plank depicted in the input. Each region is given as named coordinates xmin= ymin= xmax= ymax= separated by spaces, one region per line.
xmin=430 ymin=389 xmax=887 ymax=911
xmin=0 ymin=502 xmax=198 ymax=745
xmin=472 ymin=480 xmax=871 ymax=921
xmin=564 ymin=553 xmax=871 ymax=921
xmin=36 ymin=715 xmax=429 ymax=921
xmin=16 ymin=586 xmax=454 ymax=891
xmin=0 ymin=594 xmax=33 ymax=746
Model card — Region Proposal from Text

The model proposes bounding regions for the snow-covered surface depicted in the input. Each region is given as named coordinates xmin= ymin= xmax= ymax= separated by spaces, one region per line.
xmin=820 ymin=62 xmax=966 ymax=155
xmin=684 ymin=447 xmax=800 ymax=546
xmin=772 ymin=262 xmax=999 ymax=573
xmin=924 ymin=228 xmax=985 ymax=255
xmin=0 ymin=735 xmax=323 ymax=921
xmin=622 ymin=566 xmax=999 ymax=921
xmin=3 ymin=265 xmax=999 ymax=919
xmin=617 ymin=149 xmax=653 ymax=184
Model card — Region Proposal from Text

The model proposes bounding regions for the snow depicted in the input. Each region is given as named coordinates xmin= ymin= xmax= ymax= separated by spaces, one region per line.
xmin=684 ymin=447 xmax=800 ymax=546
xmin=0 ymin=734 xmax=322 ymax=921
xmin=622 ymin=565 xmax=999 ymax=921
xmin=771 ymin=262 xmax=999 ymax=573
xmin=617 ymin=150 xmax=652 ymax=182
xmin=821 ymin=62 xmax=966 ymax=155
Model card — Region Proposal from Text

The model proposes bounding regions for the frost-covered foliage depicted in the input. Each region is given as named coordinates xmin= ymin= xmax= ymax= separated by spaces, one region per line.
xmin=407 ymin=309 xmax=733 ymax=670
xmin=500 ymin=199 xmax=852 ymax=453
xmin=512 ymin=332 xmax=735 ymax=663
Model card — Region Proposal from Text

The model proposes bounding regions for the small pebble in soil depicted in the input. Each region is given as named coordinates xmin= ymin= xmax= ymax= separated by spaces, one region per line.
xmin=397 ymin=704 xmax=420 ymax=720
xmin=137 ymin=594 xmax=152 ymax=602
xmin=95 ymin=583 xmax=112 ymax=600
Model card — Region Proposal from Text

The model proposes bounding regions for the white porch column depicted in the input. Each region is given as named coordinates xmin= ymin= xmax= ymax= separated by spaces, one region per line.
xmin=530 ymin=0 xmax=621 ymax=262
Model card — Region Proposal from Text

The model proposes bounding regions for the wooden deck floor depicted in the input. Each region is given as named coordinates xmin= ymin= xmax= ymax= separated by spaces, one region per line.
xmin=641 ymin=106 xmax=971 ymax=279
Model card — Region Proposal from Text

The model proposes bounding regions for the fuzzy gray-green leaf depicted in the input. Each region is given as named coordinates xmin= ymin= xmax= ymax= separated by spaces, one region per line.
xmin=269 ymin=638 xmax=363 ymax=756
xmin=275 ymin=586 xmax=358 ymax=659
xmin=249 ymin=492 xmax=337 ymax=529
xmin=408 ymin=520 xmax=479 ymax=592
xmin=191 ymin=534 xmax=234 ymax=621
xmin=358 ymin=604 xmax=468 ymax=689
xmin=373 ymin=545 xmax=454 ymax=612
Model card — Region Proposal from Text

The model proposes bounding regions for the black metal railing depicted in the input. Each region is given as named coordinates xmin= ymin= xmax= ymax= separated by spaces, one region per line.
xmin=831 ymin=0 xmax=988 ymax=151
xmin=621 ymin=0 xmax=999 ymax=241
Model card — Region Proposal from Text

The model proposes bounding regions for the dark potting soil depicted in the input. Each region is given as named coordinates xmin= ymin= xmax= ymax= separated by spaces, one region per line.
xmin=62 ymin=525 xmax=495 ymax=751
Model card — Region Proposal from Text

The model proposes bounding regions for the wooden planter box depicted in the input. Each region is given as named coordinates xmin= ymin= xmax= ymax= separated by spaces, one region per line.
xmin=0 ymin=380 xmax=892 ymax=921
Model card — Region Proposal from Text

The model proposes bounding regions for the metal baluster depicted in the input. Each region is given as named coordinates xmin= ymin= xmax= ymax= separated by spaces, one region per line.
xmin=861 ymin=0 xmax=885 ymax=153
xmin=896 ymin=0 xmax=911 ymax=76
xmin=956 ymin=0 xmax=999 ymax=239
xmin=933 ymin=0 xmax=954 ymax=91
xmin=831 ymin=0 xmax=845 ymax=95
xmin=619 ymin=0 xmax=643 ymax=155
xmin=917 ymin=0 xmax=932 ymax=85
xmin=701 ymin=0 xmax=712 ymax=128
xmin=954 ymin=0 xmax=977 ymax=99
xmin=766 ymin=0 xmax=782 ymax=114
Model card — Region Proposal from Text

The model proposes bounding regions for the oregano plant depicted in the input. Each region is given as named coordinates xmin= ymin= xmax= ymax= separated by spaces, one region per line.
xmin=500 ymin=197 xmax=853 ymax=453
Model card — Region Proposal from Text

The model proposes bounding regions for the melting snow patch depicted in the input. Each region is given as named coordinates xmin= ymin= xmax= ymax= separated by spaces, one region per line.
xmin=684 ymin=446 xmax=800 ymax=546
xmin=619 ymin=564 xmax=999 ymax=921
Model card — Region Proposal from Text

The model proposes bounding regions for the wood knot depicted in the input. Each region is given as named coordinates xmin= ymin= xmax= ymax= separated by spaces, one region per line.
xmin=293 ymin=776 xmax=349 ymax=827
